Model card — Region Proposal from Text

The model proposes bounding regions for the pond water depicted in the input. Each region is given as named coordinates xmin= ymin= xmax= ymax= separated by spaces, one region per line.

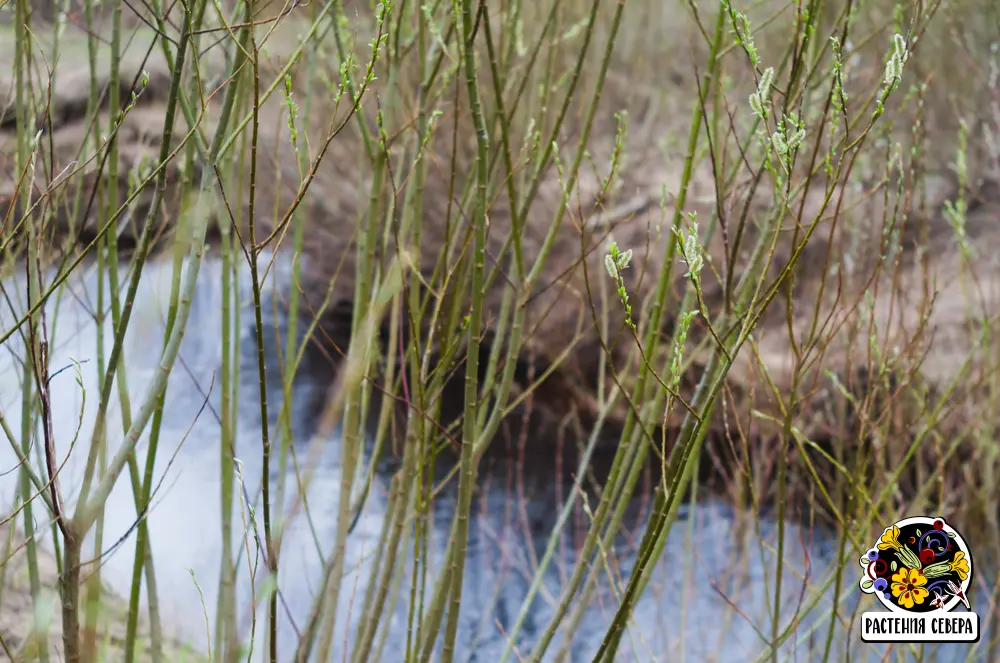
xmin=0 ymin=253 xmax=993 ymax=662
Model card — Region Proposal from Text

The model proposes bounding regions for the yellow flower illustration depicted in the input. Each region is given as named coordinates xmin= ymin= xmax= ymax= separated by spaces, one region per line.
xmin=891 ymin=567 xmax=929 ymax=609
xmin=950 ymin=552 xmax=970 ymax=581
xmin=878 ymin=525 xmax=902 ymax=551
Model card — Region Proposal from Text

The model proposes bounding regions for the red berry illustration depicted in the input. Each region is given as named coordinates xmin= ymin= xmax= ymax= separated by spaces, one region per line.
xmin=920 ymin=548 xmax=936 ymax=565
xmin=933 ymin=519 xmax=944 ymax=530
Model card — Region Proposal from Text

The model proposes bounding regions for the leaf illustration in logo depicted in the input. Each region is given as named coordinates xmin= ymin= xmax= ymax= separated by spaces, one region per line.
xmin=946 ymin=580 xmax=971 ymax=611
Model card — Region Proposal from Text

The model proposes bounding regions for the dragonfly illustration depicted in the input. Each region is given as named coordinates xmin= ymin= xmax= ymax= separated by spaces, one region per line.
xmin=946 ymin=580 xmax=971 ymax=611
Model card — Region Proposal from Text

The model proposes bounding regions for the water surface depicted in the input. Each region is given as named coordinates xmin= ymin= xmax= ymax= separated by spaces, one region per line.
xmin=0 ymin=254 xmax=992 ymax=662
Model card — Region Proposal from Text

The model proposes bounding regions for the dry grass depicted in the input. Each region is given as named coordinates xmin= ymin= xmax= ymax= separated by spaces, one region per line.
xmin=0 ymin=524 xmax=203 ymax=661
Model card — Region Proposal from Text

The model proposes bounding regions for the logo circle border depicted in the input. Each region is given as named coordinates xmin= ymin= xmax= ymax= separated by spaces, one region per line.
xmin=870 ymin=516 xmax=973 ymax=614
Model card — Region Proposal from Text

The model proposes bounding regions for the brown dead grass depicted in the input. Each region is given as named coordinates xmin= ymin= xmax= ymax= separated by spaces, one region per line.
xmin=0 ymin=524 xmax=204 ymax=662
